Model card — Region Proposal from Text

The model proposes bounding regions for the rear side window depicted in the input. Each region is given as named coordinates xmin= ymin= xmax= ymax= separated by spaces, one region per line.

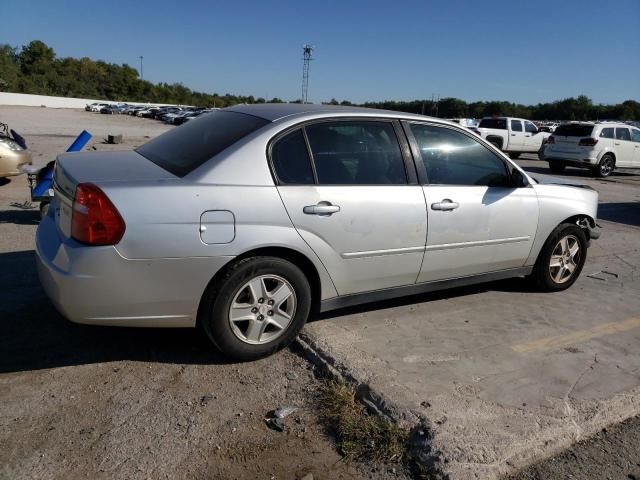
xmin=616 ymin=128 xmax=631 ymax=141
xmin=409 ymin=124 xmax=511 ymax=187
xmin=479 ymin=118 xmax=507 ymax=129
xmin=511 ymin=120 xmax=523 ymax=132
xmin=136 ymin=111 xmax=269 ymax=177
xmin=554 ymin=124 xmax=594 ymax=137
xmin=305 ymin=121 xmax=407 ymax=185
xmin=600 ymin=128 xmax=614 ymax=138
xmin=271 ymin=130 xmax=314 ymax=184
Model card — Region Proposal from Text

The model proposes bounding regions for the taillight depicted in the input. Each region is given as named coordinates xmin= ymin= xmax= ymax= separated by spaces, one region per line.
xmin=578 ymin=138 xmax=598 ymax=147
xmin=547 ymin=136 xmax=555 ymax=144
xmin=71 ymin=183 xmax=125 ymax=245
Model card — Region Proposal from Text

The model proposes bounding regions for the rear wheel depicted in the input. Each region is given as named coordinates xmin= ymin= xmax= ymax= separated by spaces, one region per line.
xmin=593 ymin=154 xmax=614 ymax=178
xmin=548 ymin=161 xmax=565 ymax=173
xmin=200 ymin=256 xmax=311 ymax=360
xmin=532 ymin=223 xmax=587 ymax=291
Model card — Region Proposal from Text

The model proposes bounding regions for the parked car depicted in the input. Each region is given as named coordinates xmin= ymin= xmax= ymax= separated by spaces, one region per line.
xmin=85 ymin=103 xmax=100 ymax=112
xmin=138 ymin=107 xmax=160 ymax=118
xmin=36 ymin=104 xmax=600 ymax=360
xmin=90 ymin=103 xmax=109 ymax=112
xmin=478 ymin=117 xmax=551 ymax=158
xmin=544 ymin=122 xmax=640 ymax=177
xmin=0 ymin=121 xmax=32 ymax=177
xmin=173 ymin=110 xmax=202 ymax=125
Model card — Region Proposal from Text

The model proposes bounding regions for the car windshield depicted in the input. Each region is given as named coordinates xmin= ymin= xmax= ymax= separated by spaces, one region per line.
xmin=136 ymin=110 xmax=269 ymax=177
xmin=554 ymin=124 xmax=594 ymax=137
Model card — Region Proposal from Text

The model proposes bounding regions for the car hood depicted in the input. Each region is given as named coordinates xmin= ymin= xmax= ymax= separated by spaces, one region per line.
xmin=529 ymin=173 xmax=595 ymax=190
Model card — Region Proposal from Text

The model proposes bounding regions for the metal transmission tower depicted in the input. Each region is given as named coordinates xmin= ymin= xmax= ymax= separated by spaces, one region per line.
xmin=301 ymin=45 xmax=313 ymax=104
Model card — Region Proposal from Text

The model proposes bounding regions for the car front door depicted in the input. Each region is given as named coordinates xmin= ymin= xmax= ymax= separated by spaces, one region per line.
xmin=509 ymin=119 xmax=525 ymax=152
xmin=614 ymin=127 xmax=635 ymax=167
xmin=404 ymin=122 xmax=539 ymax=283
xmin=524 ymin=121 xmax=541 ymax=152
xmin=272 ymin=120 xmax=427 ymax=295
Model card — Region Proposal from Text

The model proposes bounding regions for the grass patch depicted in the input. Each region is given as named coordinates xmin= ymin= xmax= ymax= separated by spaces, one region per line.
xmin=317 ymin=379 xmax=409 ymax=463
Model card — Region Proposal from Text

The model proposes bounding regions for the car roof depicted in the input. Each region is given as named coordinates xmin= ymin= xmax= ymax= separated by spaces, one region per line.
xmin=224 ymin=103 xmax=438 ymax=123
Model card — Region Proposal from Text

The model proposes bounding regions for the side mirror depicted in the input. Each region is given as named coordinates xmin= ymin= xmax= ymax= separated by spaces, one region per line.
xmin=510 ymin=169 xmax=528 ymax=188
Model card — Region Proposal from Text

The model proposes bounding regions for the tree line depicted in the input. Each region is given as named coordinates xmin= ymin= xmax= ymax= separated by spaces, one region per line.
xmin=1 ymin=40 xmax=638 ymax=120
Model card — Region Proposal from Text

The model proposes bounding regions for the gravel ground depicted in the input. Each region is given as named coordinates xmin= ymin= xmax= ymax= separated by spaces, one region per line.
xmin=0 ymin=107 xmax=410 ymax=480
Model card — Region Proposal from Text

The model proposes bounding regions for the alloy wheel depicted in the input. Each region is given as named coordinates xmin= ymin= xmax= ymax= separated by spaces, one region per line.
xmin=228 ymin=274 xmax=297 ymax=345
xmin=549 ymin=235 xmax=581 ymax=284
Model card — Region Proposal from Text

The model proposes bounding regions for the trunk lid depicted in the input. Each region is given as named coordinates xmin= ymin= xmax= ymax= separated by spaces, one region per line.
xmin=53 ymin=150 xmax=175 ymax=238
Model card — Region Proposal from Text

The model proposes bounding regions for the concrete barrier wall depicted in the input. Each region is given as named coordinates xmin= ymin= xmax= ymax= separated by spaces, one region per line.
xmin=0 ymin=92 xmax=166 ymax=109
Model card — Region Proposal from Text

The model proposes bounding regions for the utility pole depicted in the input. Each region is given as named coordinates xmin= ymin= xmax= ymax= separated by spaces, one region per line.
xmin=301 ymin=45 xmax=313 ymax=104
xmin=139 ymin=56 xmax=144 ymax=80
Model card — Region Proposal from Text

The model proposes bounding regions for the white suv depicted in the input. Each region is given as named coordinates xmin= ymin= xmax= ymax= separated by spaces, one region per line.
xmin=544 ymin=122 xmax=640 ymax=177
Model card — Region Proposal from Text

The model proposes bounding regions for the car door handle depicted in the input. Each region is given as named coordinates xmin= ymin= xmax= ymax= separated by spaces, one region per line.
xmin=303 ymin=203 xmax=340 ymax=215
xmin=511 ymin=134 xmax=517 ymax=136
xmin=431 ymin=199 xmax=459 ymax=211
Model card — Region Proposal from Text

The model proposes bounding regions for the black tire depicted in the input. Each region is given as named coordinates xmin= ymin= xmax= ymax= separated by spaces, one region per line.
xmin=593 ymin=154 xmax=615 ymax=178
xmin=548 ymin=161 xmax=565 ymax=173
xmin=532 ymin=223 xmax=587 ymax=292
xmin=199 ymin=256 xmax=311 ymax=360
xmin=508 ymin=152 xmax=520 ymax=159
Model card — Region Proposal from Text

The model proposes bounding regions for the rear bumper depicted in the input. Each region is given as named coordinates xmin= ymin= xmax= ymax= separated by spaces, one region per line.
xmin=544 ymin=148 xmax=599 ymax=166
xmin=36 ymin=212 xmax=233 ymax=327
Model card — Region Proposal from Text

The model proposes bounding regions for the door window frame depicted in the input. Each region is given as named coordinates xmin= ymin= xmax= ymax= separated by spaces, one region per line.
xmin=401 ymin=120 xmax=518 ymax=186
xmin=267 ymin=117 xmax=418 ymax=186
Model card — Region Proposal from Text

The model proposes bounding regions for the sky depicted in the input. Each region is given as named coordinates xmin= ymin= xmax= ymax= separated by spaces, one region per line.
xmin=3 ymin=0 xmax=640 ymax=105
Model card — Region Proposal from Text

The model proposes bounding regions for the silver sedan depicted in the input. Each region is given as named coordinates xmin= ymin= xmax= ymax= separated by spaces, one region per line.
xmin=36 ymin=104 xmax=600 ymax=360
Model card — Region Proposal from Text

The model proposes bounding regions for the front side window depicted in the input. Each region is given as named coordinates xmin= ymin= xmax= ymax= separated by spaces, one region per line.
xmin=616 ymin=128 xmax=631 ymax=141
xmin=271 ymin=129 xmax=314 ymax=184
xmin=600 ymin=128 xmax=614 ymax=139
xmin=632 ymin=129 xmax=640 ymax=143
xmin=410 ymin=124 xmax=511 ymax=187
xmin=511 ymin=120 xmax=523 ymax=132
xmin=524 ymin=121 xmax=537 ymax=133
xmin=305 ymin=121 xmax=406 ymax=185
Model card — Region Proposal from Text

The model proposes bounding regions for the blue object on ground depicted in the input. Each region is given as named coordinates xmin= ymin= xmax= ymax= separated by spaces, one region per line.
xmin=31 ymin=130 xmax=92 ymax=201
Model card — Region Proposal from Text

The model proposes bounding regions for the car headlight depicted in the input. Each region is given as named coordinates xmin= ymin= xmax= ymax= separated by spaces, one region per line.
xmin=0 ymin=137 xmax=23 ymax=151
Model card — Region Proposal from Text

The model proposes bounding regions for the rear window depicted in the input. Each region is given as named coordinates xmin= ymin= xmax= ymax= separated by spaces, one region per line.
xmin=554 ymin=124 xmax=594 ymax=137
xmin=479 ymin=118 xmax=507 ymax=130
xmin=136 ymin=111 xmax=269 ymax=177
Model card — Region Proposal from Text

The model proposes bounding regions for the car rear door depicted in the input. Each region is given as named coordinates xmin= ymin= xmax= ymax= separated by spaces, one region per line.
xmin=404 ymin=122 xmax=538 ymax=282
xmin=272 ymin=119 xmax=427 ymax=295
xmin=614 ymin=127 xmax=634 ymax=167
xmin=509 ymin=119 xmax=525 ymax=151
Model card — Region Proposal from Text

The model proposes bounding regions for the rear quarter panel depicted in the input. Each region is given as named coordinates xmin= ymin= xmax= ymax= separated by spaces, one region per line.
xmin=100 ymin=181 xmax=338 ymax=300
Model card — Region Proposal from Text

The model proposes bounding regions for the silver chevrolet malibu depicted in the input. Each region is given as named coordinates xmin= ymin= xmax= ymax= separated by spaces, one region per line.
xmin=36 ymin=104 xmax=600 ymax=360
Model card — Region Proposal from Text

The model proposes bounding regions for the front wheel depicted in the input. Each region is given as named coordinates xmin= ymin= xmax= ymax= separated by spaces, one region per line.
xmin=200 ymin=256 xmax=311 ymax=360
xmin=532 ymin=223 xmax=587 ymax=292
xmin=508 ymin=152 xmax=520 ymax=159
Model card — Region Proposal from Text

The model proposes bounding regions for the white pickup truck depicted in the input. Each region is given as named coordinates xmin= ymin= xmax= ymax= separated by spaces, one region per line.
xmin=478 ymin=117 xmax=550 ymax=158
